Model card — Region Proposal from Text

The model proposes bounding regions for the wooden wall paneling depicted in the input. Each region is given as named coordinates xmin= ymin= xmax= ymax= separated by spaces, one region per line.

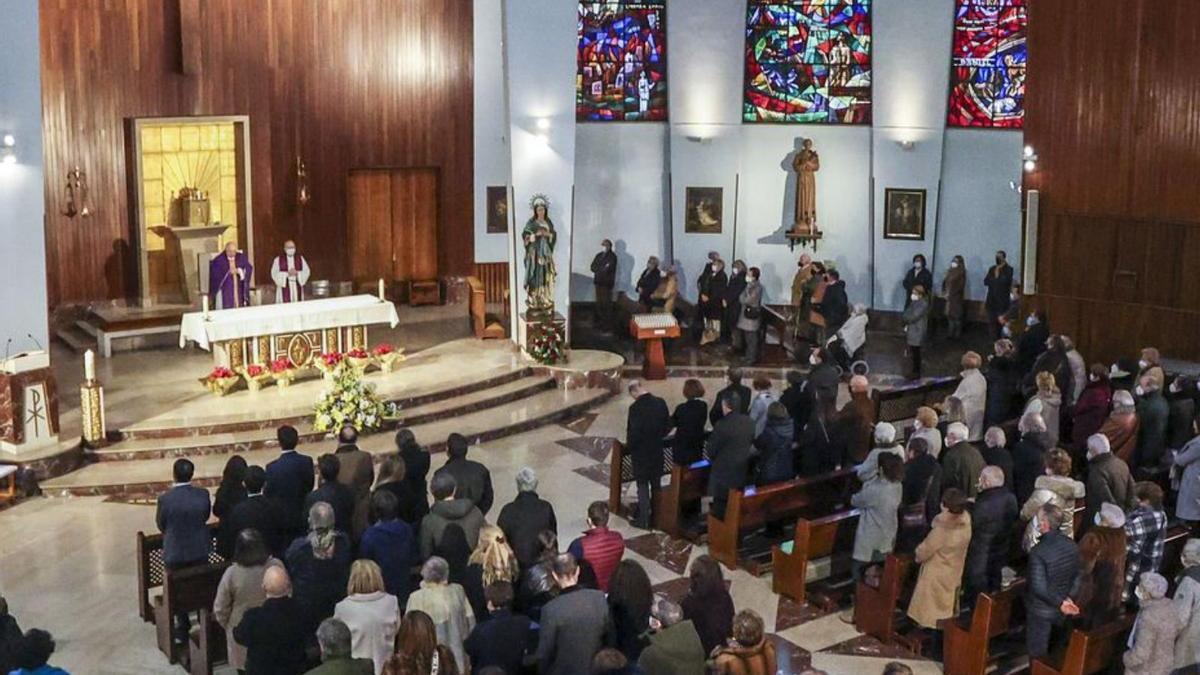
xmin=347 ymin=171 xmax=394 ymax=286
xmin=40 ymin=0 xmax=475 ymax=305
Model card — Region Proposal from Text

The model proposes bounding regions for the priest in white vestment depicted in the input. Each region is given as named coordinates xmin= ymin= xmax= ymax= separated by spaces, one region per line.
xmin=270 ymin=240 xmax=310 ymax=303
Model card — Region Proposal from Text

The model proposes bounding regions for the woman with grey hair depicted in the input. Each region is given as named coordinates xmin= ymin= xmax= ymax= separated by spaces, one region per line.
xmin=314 ymin=617 xmax=374 ymax=671
xmin=1124 ymin=572 xmax=1183 ymax=675
xmin=1172 ymin=539 xmax=1200 ymax=670
xmin=284 ymin=501 xmax=352 ymax=632
xmin=404 ymin=556 xmax=476 ymax=670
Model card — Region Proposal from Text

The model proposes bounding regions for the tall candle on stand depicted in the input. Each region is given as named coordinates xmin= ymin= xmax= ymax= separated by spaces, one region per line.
xmin=378 ymin=278 xmax=385 ymax=301
xmin=202 ymin=294 xmax=210 ymax=317
xmin=84 ymin=349 xmax=96 ymax=382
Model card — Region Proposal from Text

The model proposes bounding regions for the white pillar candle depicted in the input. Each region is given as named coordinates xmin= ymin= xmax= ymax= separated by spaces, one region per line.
xmin=84 ymin=349 xmax=96 ymax=381
xmin=378 ymin=278 xmax=386 ymax=301
xmin=202 ymin=294 xmax=210 ymax=316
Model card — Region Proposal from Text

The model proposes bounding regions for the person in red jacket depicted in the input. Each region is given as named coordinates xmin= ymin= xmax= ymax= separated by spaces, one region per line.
xmin=567 ymin=501 xmax=626 ymax=592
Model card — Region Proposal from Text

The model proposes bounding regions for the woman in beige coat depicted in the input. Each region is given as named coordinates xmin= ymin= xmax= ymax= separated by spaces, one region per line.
xmin=908 ymin=489 xmax=972 ymax=631
xmin=212 ymin=530 xmax=281 ymax=672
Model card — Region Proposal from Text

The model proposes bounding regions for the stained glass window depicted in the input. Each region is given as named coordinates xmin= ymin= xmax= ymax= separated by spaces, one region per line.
xmin=577 ymin=1 xmax=668 ymax=122
xmin=743 ymin=1 xmax=872 ymax=124
xmin=947 ymin=0 xmax=1027 ymax=128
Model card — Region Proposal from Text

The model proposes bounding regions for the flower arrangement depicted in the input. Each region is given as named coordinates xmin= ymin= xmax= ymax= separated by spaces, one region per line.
xmin=526 ymin=321 xmax=567 ymax=365
xmin=345 ymin=347 xmax=372 ymax=373
xmin=202 ymin=366 xmax=240 ymax=396
xmin=239 ymin=363 xmax=273 ymax=393
xmin=315 ymin=351 xmax=343 ymax=380
xmin=313 ymin=364 xmax=389 ymax=433
xmin=372 ymin=342 xmax=406 ymax=373
xmin=270 ymin=356 xmax=297 ymax=391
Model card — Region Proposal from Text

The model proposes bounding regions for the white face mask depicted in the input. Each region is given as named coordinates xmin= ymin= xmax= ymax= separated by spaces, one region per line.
xmin=912 ymin=421 xmax=922 ymax=431
xmin=1138 ymin=359 xmax=1149 ymax=369
xmin=1135 ymin=385 xmax=1145 ymax=396
xmin=285 ymin=248 xmax=296 ymax=255
xmin=913 ymin=262 xmax=923 ymax=269
xmin=1002 ymin=325 xmax=1012 ymax=337
xmin=1170 ymin=382 xmax=1181 ymax=393
xmin=950 ymin=261 xmax=959 ymax=269
xmin=1026 ymin=315 xmax=1037 ymax=327
xmin=910 ymin=293 xmax=919 ymax=302
xmin=809 ymin=354 xmax=819 ymax=366
xmin=1090 ymin=375 xmax=1100 ymax=383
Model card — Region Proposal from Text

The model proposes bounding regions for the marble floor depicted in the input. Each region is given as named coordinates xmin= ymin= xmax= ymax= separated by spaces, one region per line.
xmin=0 ymin=376 xmax=944 ymax=675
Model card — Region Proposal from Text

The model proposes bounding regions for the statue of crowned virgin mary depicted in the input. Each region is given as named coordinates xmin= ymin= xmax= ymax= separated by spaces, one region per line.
xmin=522 ymin=194 xmax=557 ymax=317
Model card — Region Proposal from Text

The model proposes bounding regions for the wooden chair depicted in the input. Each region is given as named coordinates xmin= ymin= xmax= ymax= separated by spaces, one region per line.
xmin=771 ymin=508 xmax=860 ymax=605
xmin=468 ymin=276 xmax=505 ymax=339
xmin=1031 ymin=615 xmax=1134 ymax=675
xmin=853 ymin=553 xmax=913 ymax=646
xmin=942 ymin=579 xmax=1026 ymax=675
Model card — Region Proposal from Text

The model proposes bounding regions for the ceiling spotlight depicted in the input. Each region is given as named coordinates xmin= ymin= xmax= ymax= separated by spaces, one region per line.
xmin=897 ymin=139 xmax=916 ymax=151
xmin=1023 ymin=159 xmax=1037 ymax=173
xmin=2 ymin=134 xmax=14 ymax=147
xmin=1023 ymin=145 xmax=1035 ymax=158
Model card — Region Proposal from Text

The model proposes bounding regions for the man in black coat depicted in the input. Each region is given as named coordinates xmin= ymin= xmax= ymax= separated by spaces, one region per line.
xmin=304 ymin=454 xmax=355 ymax=537
xmin=1016 ymin=311 xmax=1050 ymax=376
xmin=224 ymin=465 xmax=288 ymax=557
xmin=705 ymin=392 xmax=756 ymax=520
xmin=233 ymin=565 xmax=310 ymax=675
xmin=721 ymin=261 xmax=747 ymax=343
xmin=814 ymin=269 xmax=850 ymax=335
xmin=697 ymin=255 xmax=728 ymax=343
xmin=156 ymin=458 xmax=212 ymax=642
xmin=626 ymin=380 xmax=671 ymax=529
xmin=434 ymin=432 xmax=495 ymax=516
xmin=1025 ymin=503 xmax=1082 ymax=659
xmin=806 ymin=348 xmax=840 ymax=405
xmin=395 ymin=428 xmax=430 ymax=521
xmin=779 ymin=370 xmax=813 ymax=443
xmin=963 ymin=466 xmax=1018 ymax=609
xmin=635 ymin=256 xmax=661 ymax=311
xmin=464 ymin=581 xmax=534 ymax=674
xmin=591 ymin=239 xmax=618 ymax=330
xmin=709 ymin=367 xmax=751 ymax=426
xmin=497 ymin=467 xmax=559 ymax=568
xmin=899 ymin=436 xmax=941 ymax=551
xmin=264 ymin=425 xmax=314 ymax=541
xmin=980 ymin=427 xmax=1015 ymax=491
xmin=984 ymin=250 xmax=1015 ymax=339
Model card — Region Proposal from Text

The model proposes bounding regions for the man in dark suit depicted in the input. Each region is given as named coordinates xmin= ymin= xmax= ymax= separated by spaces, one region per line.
xmin=984 ymin=250 xmax=1015 ymax=339
xmin=705 ymin=392 xmax=756 ymax=520
xmin=709 ymin=367 xmax=751 ymax=426
xmin=963 ymin=466 xmax=1018 ymax=609
xmin=1016 ymin=310 xmax=1050 ymax=375
xmin=806 ymin=347 xmax=841 ymax=405
xmin=536 ymin=553 xmax=611 ymax=675
xmin=156 ymin=458 xmax=212 ymax=643
xmin=264 ymin=425 xmax=314 ymax=541
xmin=626 ymin=380 xmax=671 ymax=529
xmin=395 ymin=428 xmax=431 ymax=522
xmin=1025 ymin=503 xmax=1082 ymax=659
xmin=635 ymin=256 xmax=661 ymax=311
xmin=464 ymin=581 xmax=535 ymax=674
xmin=814 ymin=269 xmax=850 ymax=337
xmin=304 ymin=454 xmax=355 ymax=537
xmin=224 ymin=465 xmax=287 ymax=556
xmin=334 ymin=426 xmax=375 ymax=540
xmin=233 ymin=565 xmax=309 ymax=675
xmin=590 ymin=239 xmax=618 ymax=331
xmin=434 ymin=432 xmax=495 ymax=516
xmin=497 ymin=467 xmax=558 ymax=568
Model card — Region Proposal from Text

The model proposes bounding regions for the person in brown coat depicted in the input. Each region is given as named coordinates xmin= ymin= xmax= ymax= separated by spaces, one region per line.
xmin=1075 ymin=502 xmax=1128 ymax=627
xmin=941 ymin=255 xmax=967 ymax=339
xmin=836 ymin=375 xmax=876 ymax=465
xmin=711 ymin=610 xmax=777 ymax=675
xmin=335 ymin=426 xmax=376 ymax=541
xmin=1099 ymin=390 xmax=1140 ymax=464
xmin=908 ymin=489 xmax=972 ymax=637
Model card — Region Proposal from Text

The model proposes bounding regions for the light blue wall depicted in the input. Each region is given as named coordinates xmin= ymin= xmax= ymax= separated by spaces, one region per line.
xmin=473 ymin=0 xmax=511 ymax=264
xmin=0 ymin=0 xmax=48 ymax=352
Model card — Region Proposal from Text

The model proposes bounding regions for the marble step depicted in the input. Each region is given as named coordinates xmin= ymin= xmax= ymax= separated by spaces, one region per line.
xmin=118 ymin=366 xmax=534 ymax=441
xmin=90 ymin=375 xmax=558 ymax=462
xmin=43 ymin=386 xmax=612 ymax=495
xmin=54 ymin=324 xmax=95 ymax=353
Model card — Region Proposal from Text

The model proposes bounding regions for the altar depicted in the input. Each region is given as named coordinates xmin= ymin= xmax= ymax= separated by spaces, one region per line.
xmin=178 ymin=295 xmax=400 ymax=369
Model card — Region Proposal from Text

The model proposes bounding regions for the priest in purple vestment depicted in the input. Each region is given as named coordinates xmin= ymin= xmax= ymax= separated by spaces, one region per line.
xmin=209 ymin=242 xmax=253 ymax=310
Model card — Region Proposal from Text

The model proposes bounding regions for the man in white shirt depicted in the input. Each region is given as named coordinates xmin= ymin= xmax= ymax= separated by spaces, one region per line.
xmin=270 ymin=240 xmax=310 ymax=303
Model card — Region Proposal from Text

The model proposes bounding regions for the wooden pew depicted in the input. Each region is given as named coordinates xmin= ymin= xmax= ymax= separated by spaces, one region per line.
xmin=468 ymin=276 xmax=505 ymax=339
xmin=137 ymin=526 xmax=222 ymax=623
xmin=656 ymin=459 xmax=711 ymax=539
xmin=872 ymin=376 xmax=963 ymax=424
xmin=1031 ymin=615 xmax=1134 ymax=675
xmin=942 ymin=579 xmax=1027 ymax=675
xmin=153 ymin=560 xmax=229 ymax=664
xmin=853 ymin=553 xmax=913 ymax=646
xmin=707 ymin=467 xmax=857 ymax=572
xmin=188 ymin=608 xmax=228 ymax=675
xmin=771 ymin=508 xmax=860 ymax=605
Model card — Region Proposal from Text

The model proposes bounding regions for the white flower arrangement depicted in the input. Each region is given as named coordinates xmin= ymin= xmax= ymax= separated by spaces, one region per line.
xmin=312 ymin=361 xmax=395 ymax=432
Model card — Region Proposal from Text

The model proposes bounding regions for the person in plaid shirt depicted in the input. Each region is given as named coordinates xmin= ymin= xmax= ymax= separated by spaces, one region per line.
xmin=1123 ymin=482 xmax=1168 ymax=602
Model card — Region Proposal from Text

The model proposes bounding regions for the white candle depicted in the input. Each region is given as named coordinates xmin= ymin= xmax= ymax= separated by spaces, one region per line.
xmin=378 ymin=278 xmax=386 ymax=301
xmin=84 ymin=349 xmax=95 ymax=381
xmin=202 ymin=294 xmax=210 ymax=316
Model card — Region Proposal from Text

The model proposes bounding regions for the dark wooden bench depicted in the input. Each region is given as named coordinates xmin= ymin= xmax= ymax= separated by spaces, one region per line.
xmin=1031 ymin=615 xmax=1134 ymax=675
xmin=707 ymin=467 xmax=857 ymax=573
xmin=853 ymin=553 xmax=913 ymax=647
xmin=468 ymin=276 xmax=505 ymax=339
xmin=872 ymin=375 xmax=962 ymax=424
xmin=137 ymin=527 xmax=227 ymax=665
xmin=771 ymin=508 xmax=860 ymax=606
xmin=943 ymin=579 xmax=1027 ymax=675
xmin=137 ymin=526 xmax=223 ymax=622
xmin=608 ymin=439 xmax=710 ymax=536
xmin=188 ymin=608 xmax=228 ymax=675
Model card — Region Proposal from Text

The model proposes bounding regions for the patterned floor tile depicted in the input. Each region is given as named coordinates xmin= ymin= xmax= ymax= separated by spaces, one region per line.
xmin=625 ymin=531 xmax=693 ymax=576
xmin=558 ymin=412 xmax=599 ymax=435
xmin=573 ymin=462 xmax=611 ymax=487
xmin=820 ymin=634 xmax=928 ymax=660
xmin=775 ymin=594 xmax=834 ymax=632
xmin=555 ymin=435 xmax=615 ymax=462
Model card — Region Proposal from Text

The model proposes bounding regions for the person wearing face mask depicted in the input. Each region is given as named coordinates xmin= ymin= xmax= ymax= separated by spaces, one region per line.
xmin=814 ymin=268 xmax=849 ymax=338
xmin=1123 ymin=572 xmax=1182 ymax=675
xmin=1133 ymin=374 xmax=1169 ymax=471
xmin=1100 ymin=389 xmax=1141 ymax=463
xmin=906 ymin=488 xmax=971 ymax=658
xmin=984 ymin=251 xmax=1014 ymax=339
xmin=590 ymin=240 xmax=617 ymax=330
xmin=903 ymin=255 xmax=933 ymax=309
xmin=1075 ymin=502 xmax=1128 ymax=627
xmin=1071 ymin=364 xmax=1114 ymax=457
xmin=722 ymin=261 xmax=748 ymax=344
xmin=735 ymin=267 xmax=764 ymax=364
xmin=270 ymin=240 xmax=310 ymax=304
xmin=790 ymin=253 xmax=818 ymax=345
xmin=940 ymin=255 xmax=967 ymax=339
xmin=1136 ymin=347 xmax=1165 ymax=390
xmin=806 ymin=262 xmax=829 ymax=344
xmin=901 ymin=286 xmax=930 ymax=380
xmin=984 ymin=339 xmax=1021 ymax=428
xmin=635 ymin=256 xmax=661 ymax=312
xmin=1165 ymin=376 xmax=1196 ymax=451
xmin=1173 ymin=539 xmax=1200 ymax=671
xmin=1061 ymin=336 xmax=1088 ymax=406
xmin=697 ymin=255 xmax=727 ymax=346
xmin=1016 ymin=310 xmax=1050 ymax=375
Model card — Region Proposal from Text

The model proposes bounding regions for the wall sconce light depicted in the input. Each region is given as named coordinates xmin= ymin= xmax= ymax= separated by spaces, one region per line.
xmin=535 ymin=118 xmax=551 ymax=131
xmin=896 ymin=139 xmax=916 ymax=151
xmin=1022 ymin=145 xmax=1039 ymax=173
xmin=1 ymin=134 xmax=15 ymax=165
xmin=685 ymin=135 xmax=712 ymax=145
xmin=296 ymin=156 xmax=311 ymax=207
xmin=63 ymin=166 xmax=92 ymax=218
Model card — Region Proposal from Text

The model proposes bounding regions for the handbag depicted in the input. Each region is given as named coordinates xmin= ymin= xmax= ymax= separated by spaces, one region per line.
xmin=742 ymin=304 xmax=762 ymax=321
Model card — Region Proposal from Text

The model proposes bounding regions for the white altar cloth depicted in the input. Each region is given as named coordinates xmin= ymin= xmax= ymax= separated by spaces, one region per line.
xmin=179 ymin=295 xmax=400 ymax=350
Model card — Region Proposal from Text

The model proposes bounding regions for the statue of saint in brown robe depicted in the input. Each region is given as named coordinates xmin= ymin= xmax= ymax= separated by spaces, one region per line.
xmin=793 ymin=139 xmax=820 ymax=234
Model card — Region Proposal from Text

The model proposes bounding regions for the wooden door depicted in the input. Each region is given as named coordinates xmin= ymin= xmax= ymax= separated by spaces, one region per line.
xmin=347 ymin=168 xmax=439 ymax=284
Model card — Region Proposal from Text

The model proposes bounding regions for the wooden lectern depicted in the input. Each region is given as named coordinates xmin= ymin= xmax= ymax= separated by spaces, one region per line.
xmin=0 ymin=351 xmax=60 ymax=457
xmin=630 ymin=313 xmax=680 ymax=380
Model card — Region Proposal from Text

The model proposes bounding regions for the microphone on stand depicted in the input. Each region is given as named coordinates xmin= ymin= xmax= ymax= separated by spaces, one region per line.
xmin=27 ymin=333 xmax=45 ymax=352
xmin=3 ymin=337 xmax=11 ymax=362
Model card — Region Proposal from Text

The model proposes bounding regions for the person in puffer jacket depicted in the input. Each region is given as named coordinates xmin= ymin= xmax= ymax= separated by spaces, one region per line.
xmin=1020 ymin=448 xmax=1085 ymax=551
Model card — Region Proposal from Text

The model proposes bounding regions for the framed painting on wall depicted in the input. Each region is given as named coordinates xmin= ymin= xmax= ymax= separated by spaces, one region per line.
xmin=883 ymin=188 xmax=926 ymax=240
xmin=486 ymin=185 xmax=509 ymax=233
xmin=684 ymin=187 xmax=723 ymax=234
